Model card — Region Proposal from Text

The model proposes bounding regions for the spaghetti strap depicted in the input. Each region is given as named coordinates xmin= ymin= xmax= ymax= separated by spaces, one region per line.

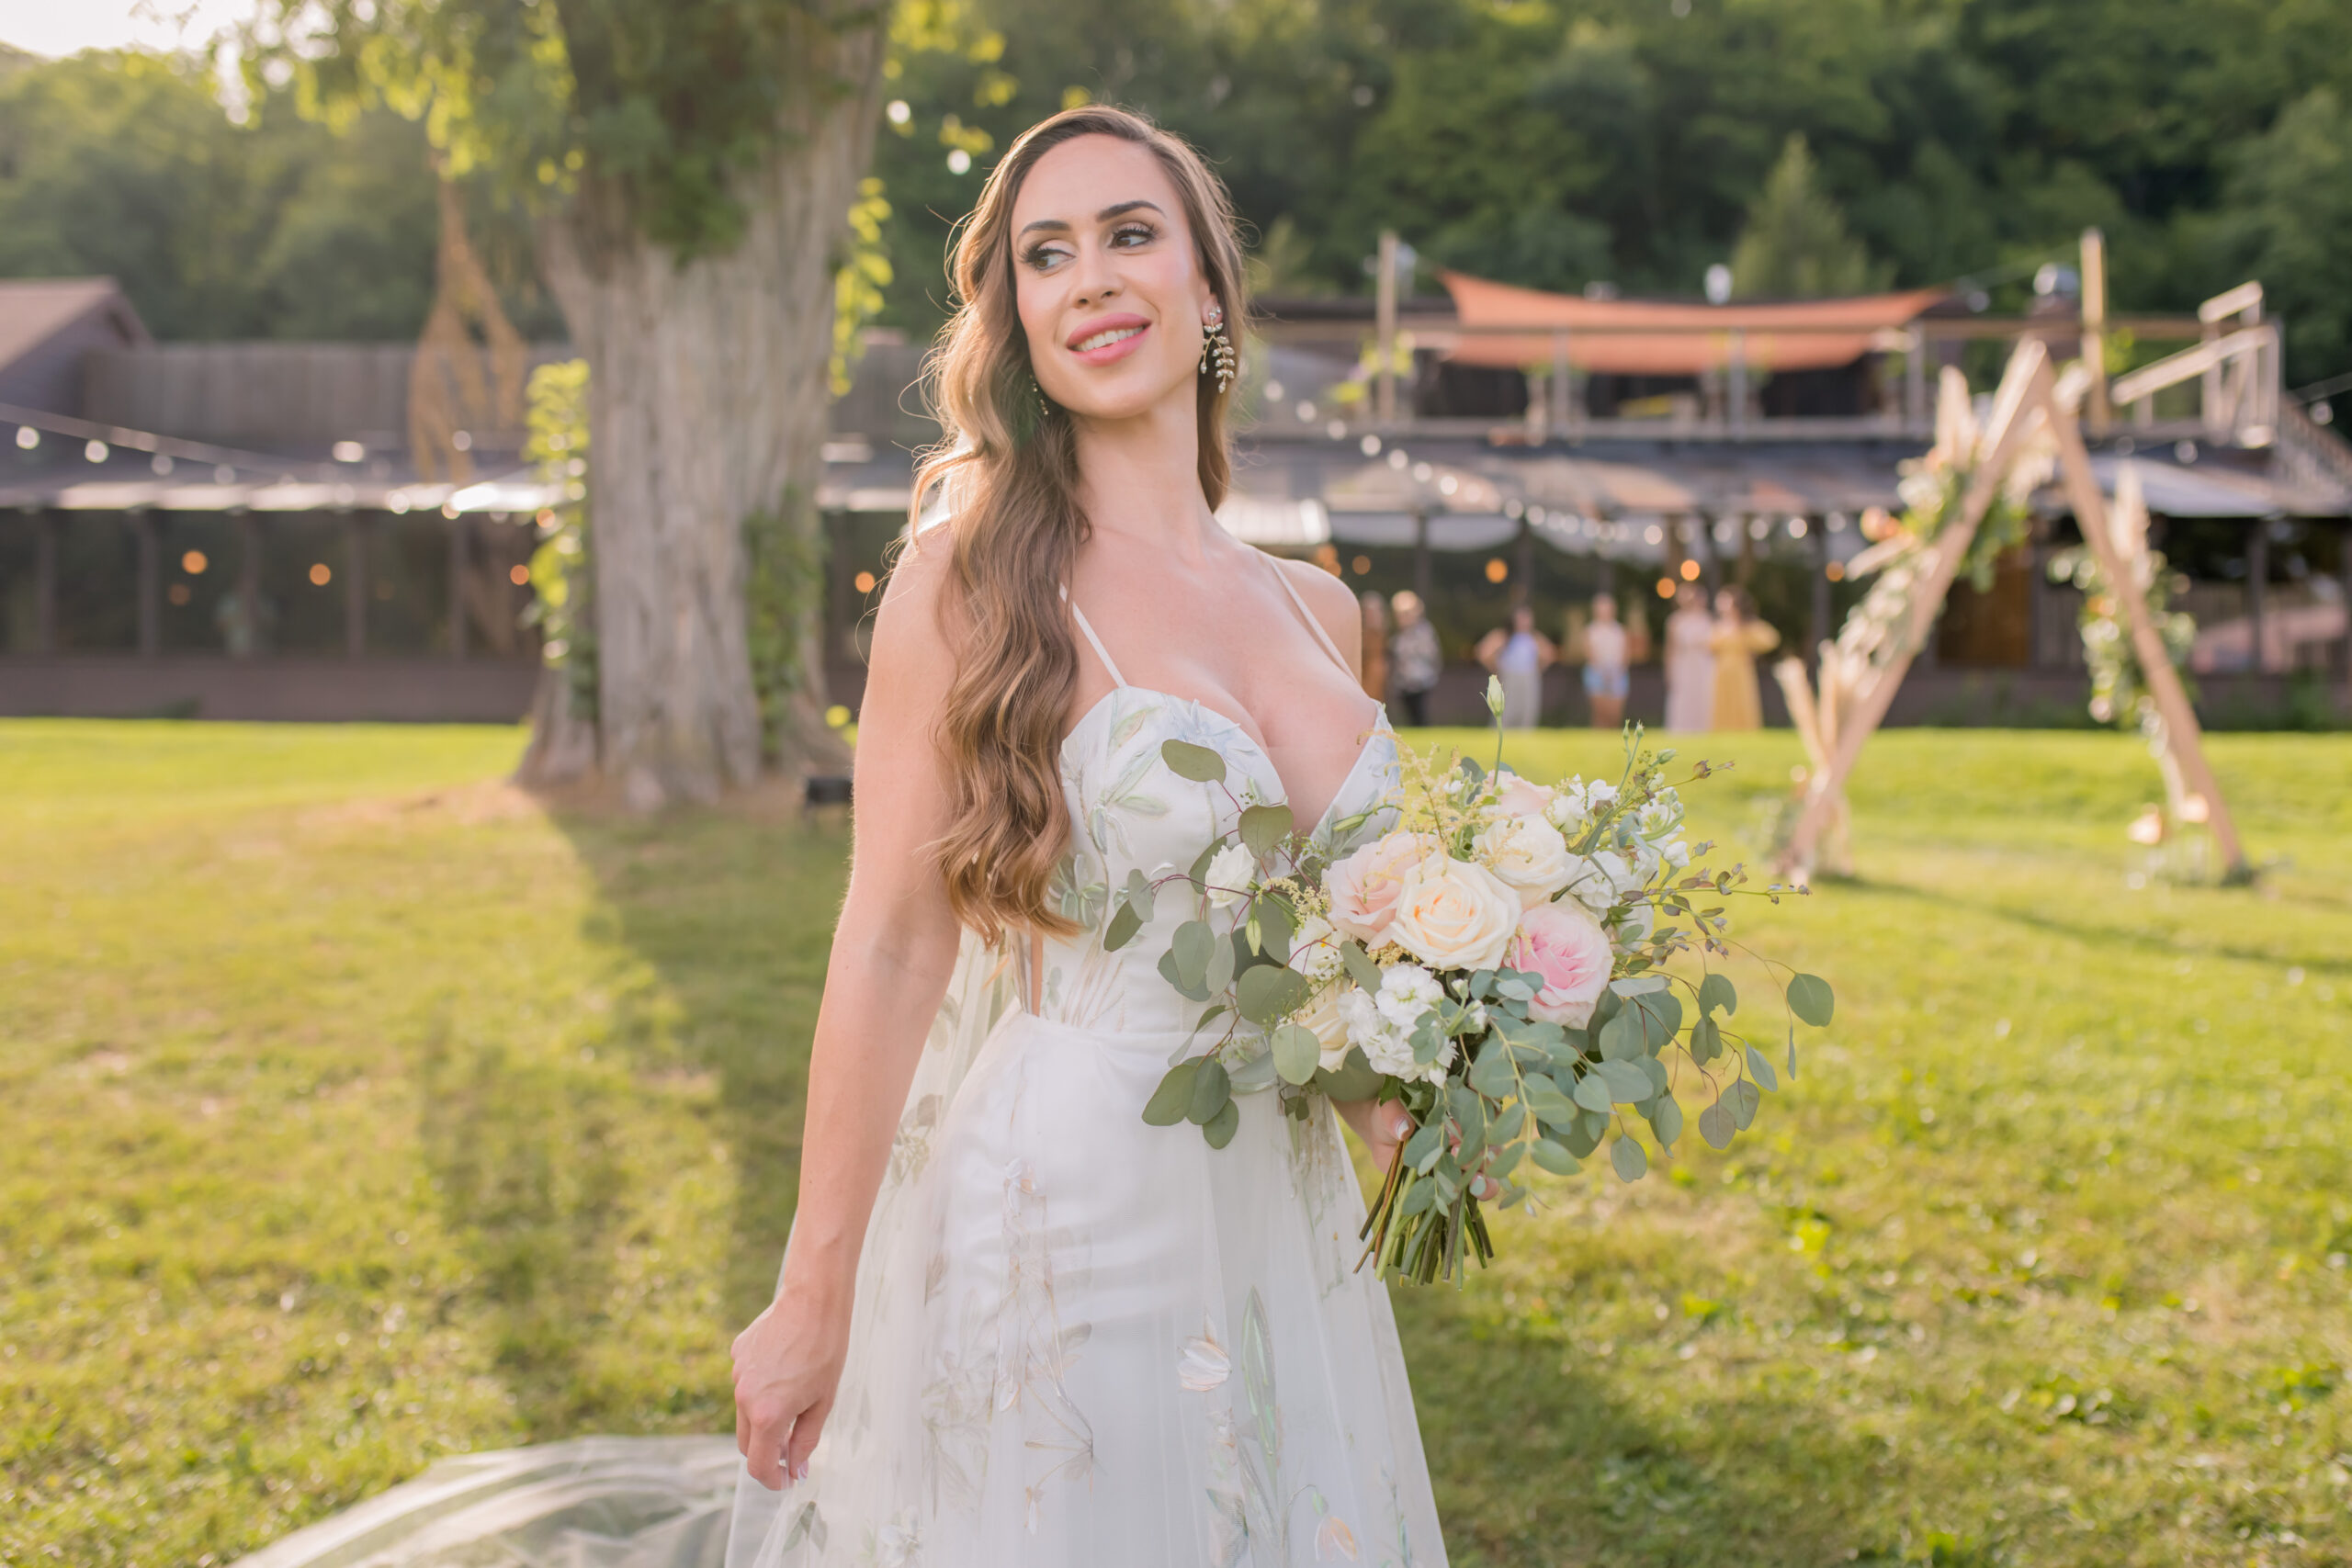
xmin=1261 ymin=554 xmax=1357 ymax=680
xmin=1059 ymin=585 xmax=1128 ymax=687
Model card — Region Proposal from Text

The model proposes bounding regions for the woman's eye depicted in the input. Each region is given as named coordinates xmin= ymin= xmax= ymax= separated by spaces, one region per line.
xmin=1022 ymin=244 xmax=1071 ymax=273
xmin=1109 ymin=222 xmax=1156 ymax=249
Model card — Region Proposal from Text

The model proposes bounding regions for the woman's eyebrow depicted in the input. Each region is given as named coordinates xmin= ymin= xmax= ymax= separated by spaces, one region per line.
xmin=1016 ymin=198 xmax=1166 ymax=239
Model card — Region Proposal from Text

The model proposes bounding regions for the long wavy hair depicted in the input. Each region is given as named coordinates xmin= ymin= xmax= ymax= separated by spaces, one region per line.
xmin=913 ymin=106 xmax=1247 ymax=944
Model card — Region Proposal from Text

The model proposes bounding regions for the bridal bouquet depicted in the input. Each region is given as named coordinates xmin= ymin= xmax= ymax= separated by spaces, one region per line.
xmin=1119 ymin=682 xmax=1835 ymax=1284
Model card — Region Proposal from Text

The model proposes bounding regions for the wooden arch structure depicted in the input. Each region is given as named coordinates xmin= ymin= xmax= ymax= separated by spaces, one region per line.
xmin=1772 ymin=333 xmax=2248 ymax=883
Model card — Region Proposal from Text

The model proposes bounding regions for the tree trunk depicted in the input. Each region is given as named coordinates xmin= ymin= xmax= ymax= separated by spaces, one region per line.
xmin=537 ymin=39 xmax=879 ymax=810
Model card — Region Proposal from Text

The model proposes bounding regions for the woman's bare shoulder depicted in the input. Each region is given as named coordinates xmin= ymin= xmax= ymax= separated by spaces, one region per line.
xmin=1264 ymin=552 xmax=1359 ymax=641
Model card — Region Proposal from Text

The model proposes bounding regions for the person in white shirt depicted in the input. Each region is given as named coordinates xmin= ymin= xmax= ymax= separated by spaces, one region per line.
xmin=1581 ymin=592 xmax=1629 ymax=729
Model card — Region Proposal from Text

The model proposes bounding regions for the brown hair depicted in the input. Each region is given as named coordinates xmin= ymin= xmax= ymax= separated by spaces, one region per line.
xmin=912 ymin=106 xmax=1247 ymax=943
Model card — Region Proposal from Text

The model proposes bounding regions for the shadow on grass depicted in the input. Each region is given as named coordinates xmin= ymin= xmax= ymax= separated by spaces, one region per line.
xmin=1395 ymin=1287 xmax=1961 ymax=1568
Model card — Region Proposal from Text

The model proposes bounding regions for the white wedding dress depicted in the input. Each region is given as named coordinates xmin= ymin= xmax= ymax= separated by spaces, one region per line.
xmin=727 ymin=565 xmax=1449 ymax=1567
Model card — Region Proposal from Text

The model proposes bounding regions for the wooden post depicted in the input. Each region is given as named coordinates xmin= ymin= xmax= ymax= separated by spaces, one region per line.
xmin=2245 ymin=520 xmax=2268 ymax=676
xmin=2080 ymin=228 xmax=2109 ymax=437
xmin=1728 ymin=330 xmax=1748 ymax=438
xmin=1780 ymin=344 xmax=2049 ymax=875
xmin=135 ymin=511 xmax=161 ymax=658
xmin=1550 ymin=332 xmax=1570 ymax=442
xmin=1807 ymin=516 xmax=1829 ymax=672
xmin=1375 ymin=231 xmax=1399 ymax=428
xmin=2042 ymin=358 xmax=2248 ymax=875
xmin=33 ymin=510 xmax=59 ymax=654
xmin=233 ymin=512 xmax=261 ymax=657
xmin=447 ymin=513 xmax=470 ymax=660
xmin=345 ymin=513 xmax=369 ymax=658
xmin=1905 ymin=332 xmax=1928 ymax=435
xmin=1411 ymin=507 xmax=1431 ymax=607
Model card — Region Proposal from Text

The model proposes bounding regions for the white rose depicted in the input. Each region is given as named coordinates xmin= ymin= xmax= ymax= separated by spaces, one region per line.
xmin=1473 ymin=814 xmax=1577 ymax=908
xmin=1203 ymin=842 xmax=1256 ymax=908
xmin=1385 ymin=854 xmax=1520 ymax=972
xmin=1373 ymin=963 xmax=1444 ymax=1030
xmin=1289 ymin=915 xmax=1345 ymax=986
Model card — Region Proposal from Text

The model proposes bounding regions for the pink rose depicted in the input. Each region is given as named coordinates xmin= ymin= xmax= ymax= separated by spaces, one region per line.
xmin=1325 ymin=830 xmax=1423 ymax=946
xmin=1488 ymin=773 xmax=1555 ymax=819
xmin=1506 ymin=900 xmax=1614 ymax=1027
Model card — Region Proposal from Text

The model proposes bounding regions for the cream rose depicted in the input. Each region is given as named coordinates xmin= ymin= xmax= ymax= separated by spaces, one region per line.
xmin=1472 ymin=813 xmax=1577 ymax=908
xmin=1325 ymin=830 xmax=1423 ymax=946
xmin=1385 ymin=852 xmax=1520 ymax=971
xmin=1295 ymin=982 xmax=1354 ymax=1072
xmin=1487 ymin=773 xmax=1555 ymax=820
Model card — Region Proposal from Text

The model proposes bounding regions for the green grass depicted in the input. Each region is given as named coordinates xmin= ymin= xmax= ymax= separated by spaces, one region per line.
xmin=4 ymin=719 xmax=2348 ymax=1567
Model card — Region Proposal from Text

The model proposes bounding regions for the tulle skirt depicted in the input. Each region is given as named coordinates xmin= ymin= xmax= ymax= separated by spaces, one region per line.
xmin=726 ymin=1005 xmax=1448 ymax=1567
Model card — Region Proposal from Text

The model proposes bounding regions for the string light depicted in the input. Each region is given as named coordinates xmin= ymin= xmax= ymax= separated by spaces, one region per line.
xmin=509 ymin=564 xmax=531 ymax=586
xmin=309 ymin=563 xmax=332 ymax=586
xmin=1484 ymin=558 xmax=1508 ymax=583
xmin=181 ymin=550 xmax=208 ymax=574
xmin=854 ymin=571 xmax=877 ymax=593
xmin=15 ymin=426 xmax=38 ymax=450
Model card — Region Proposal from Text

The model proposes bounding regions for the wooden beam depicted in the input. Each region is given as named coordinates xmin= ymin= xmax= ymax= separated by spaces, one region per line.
xmin=2040 ymin=355 xmax=2250 ymax=875
xmin=345 ymin=513 xmax=369 ymax=659
xmin=2080 ymin=228 xmax=2109 ymax=436
xmin=447 ymin=513 xmax=469 ymax=660
xmin=135 ymin=511 xmax=161 ymax=658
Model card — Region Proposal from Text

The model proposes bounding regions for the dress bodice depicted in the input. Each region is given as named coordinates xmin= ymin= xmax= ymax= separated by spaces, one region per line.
xmin=1031 ymin=573 xmax=1400 ymax=1037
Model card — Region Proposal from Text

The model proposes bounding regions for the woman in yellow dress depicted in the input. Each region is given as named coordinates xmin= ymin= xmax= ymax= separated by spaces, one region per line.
xmin=1709 ymin=585 xmax=1780 ymax=730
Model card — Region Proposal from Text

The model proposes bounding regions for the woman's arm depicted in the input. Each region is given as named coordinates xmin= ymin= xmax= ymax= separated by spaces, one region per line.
xmin=731 ymin=537 xmax=967 ymax=1490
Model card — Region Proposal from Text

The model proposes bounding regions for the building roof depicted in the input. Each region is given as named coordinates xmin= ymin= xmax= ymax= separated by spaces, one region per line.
xmin=0 ymin=278 xmax=149 ymax=377
xmin=1438 ymin=272 xmax=1949 ymax=377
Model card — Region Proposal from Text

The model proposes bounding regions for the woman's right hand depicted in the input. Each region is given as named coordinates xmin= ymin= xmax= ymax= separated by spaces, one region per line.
xmin=731 ymin=1290 xmax=852 ymax=1490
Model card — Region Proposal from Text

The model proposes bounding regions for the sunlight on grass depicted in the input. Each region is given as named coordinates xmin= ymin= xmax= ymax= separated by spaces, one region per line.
xmin=3 ymin=721 xmax=2346 ymax=1566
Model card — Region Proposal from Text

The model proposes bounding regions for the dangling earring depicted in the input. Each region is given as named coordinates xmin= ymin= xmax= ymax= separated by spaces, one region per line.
xmin=1199 ymin=304 xmax=1238 ymax=394
xmin=1031 ymin=374 xmax=1053 ymax=419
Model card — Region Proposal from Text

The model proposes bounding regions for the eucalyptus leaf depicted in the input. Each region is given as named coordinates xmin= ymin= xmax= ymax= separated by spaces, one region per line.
xmin=1487 ymin=1138 xmax=1526 ymax=1179
xmin=1203 ymin=1099 xmax=1240 ymax=1149
xmin=1697 ymin=1100 xmax=1736 ymax=1149
xmin=1402 ymin=1122 xmax=1443 ymax=1173
xmin=1648 ymin=1096 xmax=1684 ymax=1148
xmin=1562 ymin=1114 xmax=1604 ymax=1159
xmin=1252 ymin=895 xmax=1294 ymax=964
xmin=1690 ymin=1015 xmax=1724 ymax=1066
xmin=1572 ymin=1072 xmax=1616 ymax=1114
xmin=1159 ymin=948 xmax=1209 ymax=1002
xmin=1204 ymin=931 xmax=1237 ymax=996
xmin=1143 ymin=1059 xmax=1201 ymax=1126
xmin=1611 ymin=1136 xmax=1649 ymax=1182
xmin=1725 ymin=1077 xmax=1761 ymax=1130
xmin=1313 ymin=1048 xmax=1384 ymax=1102
xmin=1529 ymin=1138 xmax=1580 ymax=1175
xmin=1186 ymin=1058 xmax=1232 ymax=1126
xmin=1787 ymin=972 xmax=1835 ymax=1027
xmin=1236 ymin=964 xmax=1311 ymax=1025
xmin=1239 ymin=802 xmax=1294 ymax=860
xmin=1599 ymin=1009 xmax=1645 ymax=1062
xmin=1489 ymin=1103 xmax=1528 ymax=1144
xmin=1171 ymin=919 xmax=1216 ymax=989
xmin=1401 ymin=1176 xmax=1438 ymax=1216
xmin=1786 ymin=1033 xmax=1799 ymax=1082
xmin=1162 ymin=738 xmax=1227 ymax=784
xmin=1698 ymin=971 xmax=1738 ymax=1018
xmin=1103 ymin=898 xmax=1143 ymax=953
xmin=1523 ymin=1080 xmax=1578 ymax=1128
xmin=1466 ymin=1047 xmax=1518 ymax=1100
xmin=1340 ymin=939 xmax=1381 ymax=993
xmin=1188 ymin=839 xmax=1223 ymax=885
xmin=1122 ymin=866 xmax=1155 ymax=924
xmin=1458 ymin=754 xmax=1486 ymax=789
xmin=1745 ymin=1043 xmax=1780 ymax=1092
xmin=1271 ymin=1023 xmax=1321 ymax=1087
xmin=1599 ymin=1059 xmax=1654 ymax=1103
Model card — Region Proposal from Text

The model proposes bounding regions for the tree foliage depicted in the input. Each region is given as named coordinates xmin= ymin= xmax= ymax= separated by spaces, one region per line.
xmin=1729 ymin=134 xmax=1891 ymax=299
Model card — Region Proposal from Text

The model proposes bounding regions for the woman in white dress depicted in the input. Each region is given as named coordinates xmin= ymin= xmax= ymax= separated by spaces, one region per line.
xmin=725 ymin=107 xmax=1453 ymax=1567
xmin=1661 ymin=581 xmax=1717 ymax=733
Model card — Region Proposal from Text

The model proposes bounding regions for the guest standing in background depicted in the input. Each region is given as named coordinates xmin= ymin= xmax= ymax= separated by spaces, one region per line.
xmin=1663 ymin=582 xmax=1717 ymax=732
xmin=1389 ymin=590 xmax=1442 ymax=727
xmin=1581 ymin=592 xmax=1630 ymax=730
xmin=1358 ymin=589 xmax=1391 ymax=704
xmin=1476 ymin=603 xmax=1557 ymax=729
xmin=1709 ymin=585 xmax=1781 ymax=730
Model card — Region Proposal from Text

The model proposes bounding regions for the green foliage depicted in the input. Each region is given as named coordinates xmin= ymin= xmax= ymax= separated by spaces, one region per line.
xmin=2044 ymin=541 xmax=2196 ymax=729
xmin=262 ymin=0 xmax=884 ymax=262
xmin=520 ymin=360 xmax=596 ymax=720
xmin=743 ymin=489 xmax=829 ymax=766
xmin=1729 ymin=134 xmax=1891 ymax=299
xmin=0 ymin=51 xmax=453 ymax=340
xmin=2211 ymin=87 xmax=2352 ymax=389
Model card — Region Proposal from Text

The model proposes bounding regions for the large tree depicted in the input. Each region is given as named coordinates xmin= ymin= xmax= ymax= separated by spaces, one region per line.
xmin=268 ymin=0 xmax=885 ymax=806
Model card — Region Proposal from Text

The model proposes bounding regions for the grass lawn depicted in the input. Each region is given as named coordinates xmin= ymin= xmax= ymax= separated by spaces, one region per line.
xmin=3 ymin=717 xmax=2348 ymax=1567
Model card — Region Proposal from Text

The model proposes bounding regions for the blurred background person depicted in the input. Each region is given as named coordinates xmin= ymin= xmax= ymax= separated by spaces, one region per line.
xmin=1710 ymin=585 xmax=1780 ymax=730
xmin=1476 ymin=602 xmax=1557 ymax=729
xmin=1581 ymin=592 xmax=1629 ymax=730
xmin=1663 ymin=582 xmax=1717 ymax=731
xmin=1389 ymin=590 xmax=1441 ymax=727
xmin=1358 ymin=589 xmax=1391 ymax=705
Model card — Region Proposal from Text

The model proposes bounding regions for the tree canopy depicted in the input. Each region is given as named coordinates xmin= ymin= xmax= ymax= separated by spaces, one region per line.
xmin=5 ymin=0 xmax=2349 ymax=399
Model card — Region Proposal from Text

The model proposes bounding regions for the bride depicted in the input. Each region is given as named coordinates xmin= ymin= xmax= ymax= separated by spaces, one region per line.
xmin=726 ymin=106 xmax=1457 ymax=1567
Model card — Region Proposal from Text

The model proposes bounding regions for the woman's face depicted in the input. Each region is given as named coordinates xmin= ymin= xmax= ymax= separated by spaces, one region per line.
xmin=1713 ymin=589 xmax=1736 ymax=618
xmin=1010 ymin=135 xmax=1215 ymax=424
